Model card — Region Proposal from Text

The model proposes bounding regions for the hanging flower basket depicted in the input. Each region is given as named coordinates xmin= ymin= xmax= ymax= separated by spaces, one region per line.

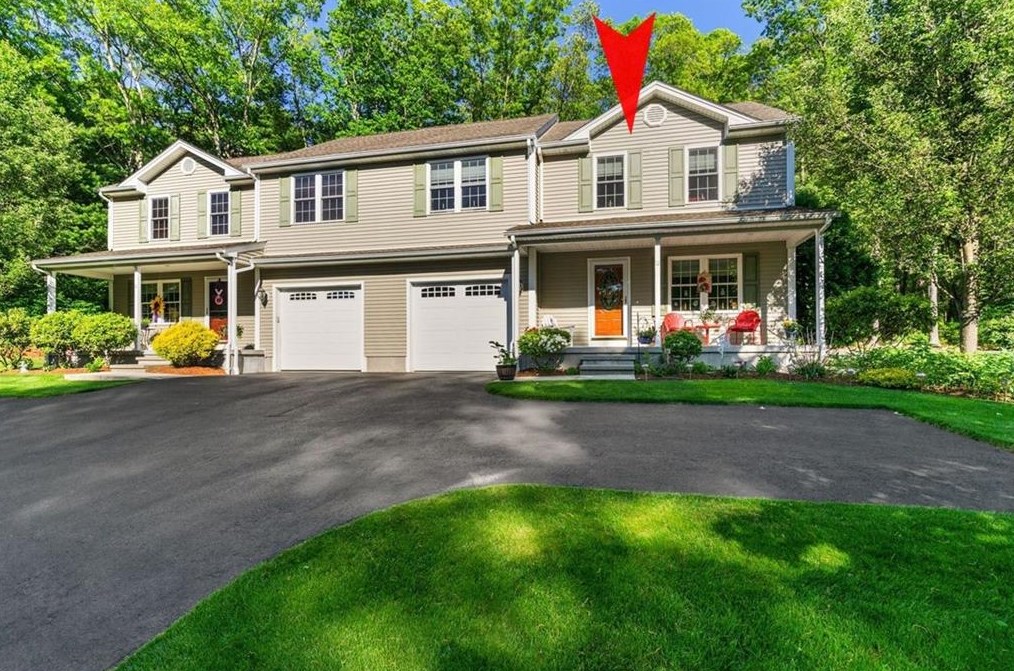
xmin=696 ymin=270 xmax=712 ymax=294
xmin=149 ymin=295 xmax=165 ymax=323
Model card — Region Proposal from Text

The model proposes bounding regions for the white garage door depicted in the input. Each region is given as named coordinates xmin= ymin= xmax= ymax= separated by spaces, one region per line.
xmin=411 ymin=280 xmax=508 ymax=371
xmin=279 ymin=287 xmax=363 ymax=371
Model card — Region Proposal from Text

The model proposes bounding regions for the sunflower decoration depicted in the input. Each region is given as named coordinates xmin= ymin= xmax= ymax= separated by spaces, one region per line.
xmin=149 ymin=294 xmax=165 ymax=321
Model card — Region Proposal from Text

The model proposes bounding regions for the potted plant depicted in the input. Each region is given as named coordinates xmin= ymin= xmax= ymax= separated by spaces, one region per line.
xmin=782 ymin=318 xmax=800 ymax=339
xmin=489 ymin=340 xmax=517 ymax=380
xmin=637 ymin=322 xmax=657 ymax=345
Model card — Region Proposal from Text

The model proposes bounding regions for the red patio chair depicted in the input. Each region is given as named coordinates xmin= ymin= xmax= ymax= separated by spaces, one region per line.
xmin=660 ymin=312 xmax=696 ymax=342
xmin=728 ymin=310 xmax=762 ymax=345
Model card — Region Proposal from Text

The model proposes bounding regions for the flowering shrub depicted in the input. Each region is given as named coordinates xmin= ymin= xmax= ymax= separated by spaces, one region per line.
xmin=857 ymin=367 xmax=920 ymax=390
xmin=517 ymin=327 xmax=571 ymax=371
xmin=151 ymin=321 xmax=220 ymax=367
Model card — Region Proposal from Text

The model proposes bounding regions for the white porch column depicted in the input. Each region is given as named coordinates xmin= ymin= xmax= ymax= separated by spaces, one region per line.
xmin=133 ymin=266 xmax=143 ymax=350
xmin=227 ymin=256 xmax=238 ymax=375
xmin=253 ymin=267 xmax=262 ymax=351
xmin=45 ymin=272 xmax=57 ymax=314
xmin=527 ymin=248 xmax=538 ymax=328
xmin=653 ymin=237 xmax=662 ymax=328
xmin=510 ymin=244 xmax=521 ymax=350
xmin=815 ymin=230 xmax=826 ymax=357
xmin=786 ymin=242 xmax=797 ymax=320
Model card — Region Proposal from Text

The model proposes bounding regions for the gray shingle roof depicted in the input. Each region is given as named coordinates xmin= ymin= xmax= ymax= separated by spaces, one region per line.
xmin=235 ymin=114 xmax=558 ymax=167
xmin=725 ymin=101 xmax=795 ymax=122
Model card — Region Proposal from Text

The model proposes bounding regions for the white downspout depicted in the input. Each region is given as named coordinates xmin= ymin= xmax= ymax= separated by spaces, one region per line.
xmin=509 ymin=235 xmax=521 ymax=352
xmin=526 ymin=138 xmax=537 ymax=224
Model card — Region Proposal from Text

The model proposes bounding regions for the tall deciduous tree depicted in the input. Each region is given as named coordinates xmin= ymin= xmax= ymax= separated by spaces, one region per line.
xmin=747 ymin=0 xmax=1014 ymax=351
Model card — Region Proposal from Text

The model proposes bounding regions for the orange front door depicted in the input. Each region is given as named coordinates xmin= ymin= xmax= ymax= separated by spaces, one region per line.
xmin=593 ymin=264 xmax=624 ymax=337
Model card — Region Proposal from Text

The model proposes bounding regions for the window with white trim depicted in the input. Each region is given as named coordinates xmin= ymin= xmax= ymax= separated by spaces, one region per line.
xmin=150 ymin=197 xmax=169 ymax=240
xmin=141 ymin=280 xmax=181 ymax=322
xmin=465 ymin=284 xmax=500 ymax=297
xmin=209 ymin=191 xmax=230 ymax=235
xmin=687 ymin=147 xmax=719 ymax=203
xmin=670 ymin=256 xmax=741 ymax=312
xmin=292 ymin=171 xmax=344 ymax=224
xmin=420 ymin=286 xmax=455 ymax=298
xmin=428 ymin=157 xmax=488 ymax=212
xmin=596 ymin=155 xmax=625 ymax=208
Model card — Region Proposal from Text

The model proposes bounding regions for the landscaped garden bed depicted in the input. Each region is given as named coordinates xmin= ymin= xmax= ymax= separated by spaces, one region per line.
xmin=113 ymin=485 xmax=1014 ymax=671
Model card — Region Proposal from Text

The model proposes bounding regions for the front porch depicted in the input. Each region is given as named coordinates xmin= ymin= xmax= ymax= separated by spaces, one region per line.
xmin=509 ymin=208 xmax=833 ymax=366
xmin=32 ymin=242 xmax=263 ymax=374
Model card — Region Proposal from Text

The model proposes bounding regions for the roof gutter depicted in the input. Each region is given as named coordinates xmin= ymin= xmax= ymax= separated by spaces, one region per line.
xmin=509 ymin=212 xmax=838 ymax=240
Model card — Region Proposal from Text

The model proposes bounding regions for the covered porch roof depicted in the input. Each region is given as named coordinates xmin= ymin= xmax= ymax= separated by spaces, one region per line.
xmin=32 ymin=242 xmax=265 ymax=279
xmin=508 ymin=207 xmax=836 ymax=251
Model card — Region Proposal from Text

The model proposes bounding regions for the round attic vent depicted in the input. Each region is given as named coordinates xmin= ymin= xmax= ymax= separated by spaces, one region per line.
xmin=642 ymin=103 xmax=668 ymax=128
xmin=180 ymin=157 xmax=196 ymax=175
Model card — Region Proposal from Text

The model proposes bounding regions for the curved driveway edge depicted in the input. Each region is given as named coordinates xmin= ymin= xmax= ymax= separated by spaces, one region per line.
xmin=2 ymin=373 xmax=1013 ymax=671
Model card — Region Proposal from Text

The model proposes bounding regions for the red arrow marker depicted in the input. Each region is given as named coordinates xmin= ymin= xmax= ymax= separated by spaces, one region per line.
xmin=594 ymin=14 xmax=655 ymax=133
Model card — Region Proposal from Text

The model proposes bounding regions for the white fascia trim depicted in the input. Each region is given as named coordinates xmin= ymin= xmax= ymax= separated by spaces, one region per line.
xmin=120 ymin=140 xmax=245 ymax=189
xmin=566 ymin=82 xmax=757 ymax=142
xmin=253 ymin=246 xmax=511 ymax=268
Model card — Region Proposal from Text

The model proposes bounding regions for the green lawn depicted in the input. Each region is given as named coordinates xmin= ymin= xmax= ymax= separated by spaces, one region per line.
xmin=0 ymin=374 xmax=132 ymax=398
xmin=488 ymin=379 xmax=1014 ymax=449
xmin=116 ymin=486 xmax=1012 ymax=671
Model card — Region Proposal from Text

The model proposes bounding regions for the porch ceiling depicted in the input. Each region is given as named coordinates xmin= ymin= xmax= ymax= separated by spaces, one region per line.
xmin=32 ymin=242 xmax=264 ymax=280
xmin=523 ymin=227 xmax=818 ymax=253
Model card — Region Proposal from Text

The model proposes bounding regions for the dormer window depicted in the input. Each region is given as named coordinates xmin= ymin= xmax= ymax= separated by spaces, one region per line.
xmin=428 ymin=157 xmax=488 ymax=213
xmin=596 ymin=155 xmax=625 ymax=209
xmin=688 ymin=147 xmax=719 ymax=203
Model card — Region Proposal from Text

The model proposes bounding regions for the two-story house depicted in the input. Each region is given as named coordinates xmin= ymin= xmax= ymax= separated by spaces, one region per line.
xmin=33 ymin=82 xmax=834 ymax=374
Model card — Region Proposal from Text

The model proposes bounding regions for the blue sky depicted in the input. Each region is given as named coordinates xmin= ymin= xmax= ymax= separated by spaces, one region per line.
xmin=592 ymin=0 xmax=764 ymax=45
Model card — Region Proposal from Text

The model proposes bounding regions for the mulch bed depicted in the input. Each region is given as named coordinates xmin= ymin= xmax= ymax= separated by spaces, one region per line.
xmin=146 ymin=366 xmax=225 ymax=376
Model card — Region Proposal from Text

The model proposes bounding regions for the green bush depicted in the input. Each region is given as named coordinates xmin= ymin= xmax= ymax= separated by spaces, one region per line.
xmin=663 ymin=331 xmax=702 ymax=368
xmin=30 ymin=311 xmax=85 ymax=366
xmin=755 ymin=355 xmax=778 ymax=377
xmin=84 ymin=357 xmax=106 ymax=373
xmin=517 ymin=327 xmax=571 ymax=372
xmin=151 ymin=321 xmax=220 ymax=367
xmin=827 ymin=286 xmax=934 ymax=349
xmin=73 ymin=313 xmax=137 ymax=358
xmin=857 ymin=367 xmax=920 ymax=390
xmin=0 ymin=308 xmax=34 ymax=369
xmin=720 ymin=364 xmax=741 ymax=378
xmin=792 ymin=360 xmax=828 ymax=380
xmin=690 ymin=361 xmax=711 ymax=375
xmin=980 ymin=311 xmax=1014 ymax=351
xmin=831 ymin=344 xmax=1014 ymax=400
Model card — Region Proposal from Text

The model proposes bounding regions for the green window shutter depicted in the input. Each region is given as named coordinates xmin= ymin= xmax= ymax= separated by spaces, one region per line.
xmin=489 ymin=156 xmax=504 ymax=212
xmin=578 ymin=156 xmax=593 ymax=213
xmin=723 ymin=144 xmax=739 ymax=203
xmin=169 ymin=194 xmax=181 ymax=241
xmin=138 ymin=199 xmax=148 ymax=244
xmin=627 ymin=150 xmax=642 ymax=210
xmin=413 ymin=164 xmax=427 ymax=217
xmin=279 ymin=177 xmax=291 ymax=227
xmin=345 ymin=169 xmax=358 ymax=223
xmin=742 ymin=253 xmax=760 ymax=307
xmin=668 ymin=146 xmax=685 ymax=207
xmin=180 ymin=277 xmax=193 ymax=319
xmin=196 ymin=190 xmax=208 ymax=238
xmin=230 ymin=190 xmax=243 ymax=237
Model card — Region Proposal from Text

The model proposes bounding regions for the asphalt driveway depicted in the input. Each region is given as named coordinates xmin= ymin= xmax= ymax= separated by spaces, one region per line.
xmin=2 ymin=373 xmax=1013 ymax=671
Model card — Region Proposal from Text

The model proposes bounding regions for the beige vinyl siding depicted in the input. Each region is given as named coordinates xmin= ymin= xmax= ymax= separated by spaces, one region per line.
xmin=260 ymin=153 xmax=528 ymax=255
xmin=110 ymin=155 xmax=254 ymax=250
xmin=259 ymin=258 xmax=510 ymax=371
xmin=540 ymin=100 xmax=791 ymax=222
xmin=541 ymin=101 xmax=723 ymax=222
xmin=111 ymin=269 xmax=255 ymax=348
xmin=537 ymin=242 xmax=788 ymax=346
xmin=736 ymin=139 xmax=789 ymax=209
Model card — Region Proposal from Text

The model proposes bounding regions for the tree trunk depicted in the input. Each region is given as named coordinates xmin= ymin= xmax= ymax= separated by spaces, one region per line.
xmin=928 ymin=276 xmax=940 ymax=347
xmin=960 ymin=239 xmax=979 ymax=353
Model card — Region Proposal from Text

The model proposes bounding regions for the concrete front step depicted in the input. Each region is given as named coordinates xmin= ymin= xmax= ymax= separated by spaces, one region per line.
xmin=578 ymin=355 xmax=636 ymax=380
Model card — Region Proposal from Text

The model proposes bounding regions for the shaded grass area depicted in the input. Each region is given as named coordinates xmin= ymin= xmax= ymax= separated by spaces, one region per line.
xmin=487 ymin=379 xmax=1014 ymax=450
xmin=117 ymin=486 xmax=1013 ymax=671
xmin=0 ymin=374 xmax=132 ymax=398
